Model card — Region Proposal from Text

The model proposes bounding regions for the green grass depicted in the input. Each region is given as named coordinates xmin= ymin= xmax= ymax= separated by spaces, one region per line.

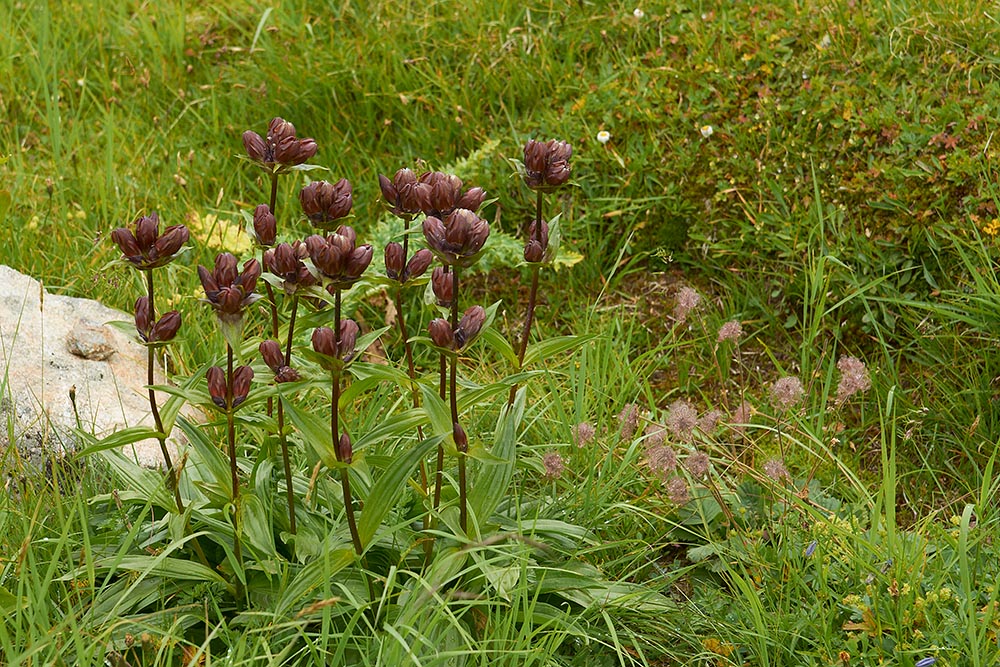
xmin=4 ymin=0 xmax=1000 ymax=665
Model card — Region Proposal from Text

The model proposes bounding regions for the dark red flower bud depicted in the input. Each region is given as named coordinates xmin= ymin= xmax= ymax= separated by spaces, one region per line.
xmin=275 ymin=366 xmax=300 ymax=383
xmin=113 ymin=213 xmax=187 ymax=270
xmin=405 ymin=249 xmax=433 ymax=281
xmin=134 ymin=296 xmax=152 ymax=341
xmin=215 ymin=253 xmax=238 ymax=289
xmin=346 ymin=245 xmax=373 ymax=277
xmin=338 ymin=432 xmax=353 ymax=464
xmin=456 ymin=186 xmax=485 ymax=212
xmin=259 ymin=339 xmax=284 ymax=372
xmin=240 ymin=258 xmax=261 ymax=294
xmin=152 ymin=225 xmax=189 ymax=260
xmin=149 ymin=310 xmax=181 ymax=343
xmin=524 ymin=240 xmax=545 ymax=263
xmin=300 ymin=179 xmax=353 ymax=229
xmin=428 ymin=318 xmax=455 ymax=349
xmin=207 ymin=366 xmax=227 ymax=408
xmin=232 ymin=365 xmax=254 ymax=408
xmin=338 ymin=319 xmax=360 ymax=362
xmin=312 ymin=326 xmax=338 ymax=358
xmin=199 ymin=253 xmax=261 ymax=320
xmin=424 ymin=209 xmax=489 ymax=267
xmin=524 ymin=139 xmax=572 ymax=191
xmin=453 ymin=422 xmax=468 ymax=453
xmin=252 ymin=204 xmax=276 ymax=247
xmin=136 ymin=213 xmax=159 ymax=250
xmin=242 ymin=130 xmax=266 ymax=162
xmin=431 ymin=266 xmax=453 ymax=307
xmin=268 ymin=117 xmax=296 ymax=143
xmin=111 ymin=228 xmax=142 ymax=259
xmin=378 ymin=174 xmax=397 ymax=206
xmin=455 ymin=305 xmax=486 ymax=349
xmin=384 ymin=242 xmax=405 ymax=280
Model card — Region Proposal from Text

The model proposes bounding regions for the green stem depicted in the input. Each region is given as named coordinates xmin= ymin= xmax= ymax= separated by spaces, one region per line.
xmin=508 ymin=189 xmax=546 ymax=406
xmin=226 ymin=344 xmax=245 ymax=606
xmin=144 ymin=271 xmax=210 ymax=569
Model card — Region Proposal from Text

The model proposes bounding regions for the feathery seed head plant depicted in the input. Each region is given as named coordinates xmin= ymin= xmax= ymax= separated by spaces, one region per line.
xmin=836 ymin=356 xmax=871 ymax=405
xmin=618 ymin=403 xmax=640 ymax=440
xmin=666 ymin=399 xmax=698 ymax=442
xmin=770 ymin=376 xmax=805 ymax=411
xmin=717 ymin=319 xmax=743 ymax=343
xmin=685 ymin=450 xmax=710 ymax=478
xmin=542 ymin=451 xmax=566 ymax=480
xmin=667 ymin=477 xmax=690 ymax=504
xmin=673 ymin=286 xmax=701 ymax=325
xmin=573 ymin=422 xmax=596 ymax=447
xmin=645 ymin=444 xmax=677 ymax=478
xmin=763 ymin=458 xmax=790 ymax=482
xmin=644 ymin=422 xmax=666 ymax=448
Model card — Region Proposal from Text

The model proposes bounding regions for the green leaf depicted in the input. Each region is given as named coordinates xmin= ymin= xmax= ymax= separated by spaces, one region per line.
xmin=523 ymin=334 xmax=594 ymax=368
xmin=468 ymin=387 xmax=524 ymax=523
xmin=420 ymin=383 xmax=453 ymax=438
xmin=0 ymin=586 xmax=24 ymax=613
xmin=358 ymin=435 xmax=442 ymax=546
xmin=240 ymin=491 xmax=277 ymax=558
xmin=479 ymin=327 xmax=518 ymax=367
xmin=275 ymin=548 xmax=355 ymax=618
xmin=76 ymin=426 xmax=165 ymax=457
xmin=91 ymin=554 xmax=228 ymax=585
xmin=280 ymin=392 xmax=337 ymax=468
xmin=178 ymin=416 xmax=232 ymax=503
xmin=352 ymin=405 xmax=427 ymax=451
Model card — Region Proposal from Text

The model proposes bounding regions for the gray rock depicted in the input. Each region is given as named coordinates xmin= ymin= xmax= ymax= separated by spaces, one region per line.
xmin=0 ymin=265 xmax=187 ymax=468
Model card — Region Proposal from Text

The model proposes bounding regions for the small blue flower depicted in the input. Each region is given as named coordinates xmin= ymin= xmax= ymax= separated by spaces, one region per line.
xmin=804 ymin=540 xmax=817 ymax=557
xmin=915 ymin=658 xmax=936 ymax=667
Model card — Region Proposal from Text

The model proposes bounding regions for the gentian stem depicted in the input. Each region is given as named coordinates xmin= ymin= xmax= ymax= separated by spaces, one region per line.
xmin=226 ymin=343 xmax=245 ymax=606
xmin=145 ymin=271 xmax=210 ymax=569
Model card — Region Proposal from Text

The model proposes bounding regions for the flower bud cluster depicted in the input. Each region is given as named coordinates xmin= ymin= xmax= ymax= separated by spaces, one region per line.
xmin=259 ymin=340 xmax=300 ymax=383
xmin=300 ymin=179 xmax=353 ymax=230
xmin=428 ymin=306 xmax=486 ymax=351
xmin=206 ymin=365 xmax=254 ymax=410
xmin=242 ymin=117 xmax=318 ymax=172
xmin=378 ymin=168 xmax=485 ymax=220
xmin=305 ymin=226 xmax=373 ymax=289
xmin=422 ymin=209 xmax=490 ymax=268
xmin=198 ymin=253 xmax=263 ymax=322
xmin=312 ymin=320 xmax=361 ymax=366
xmin=384 ymin=244 xmax=432 ymax=283
xmin=111 ymin=212 xmax=189 ymax=270
xmin=265 ymin=241 xmax=316 ymax=293
xmin=134 ymin=296 xmax=181 ymax=344
xmin=523 ymin=139 xmax=572 ymax=191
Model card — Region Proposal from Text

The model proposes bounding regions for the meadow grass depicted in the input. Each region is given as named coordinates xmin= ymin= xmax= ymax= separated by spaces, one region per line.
xmin=3 ymin=1 xmax=1000 ymax=665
